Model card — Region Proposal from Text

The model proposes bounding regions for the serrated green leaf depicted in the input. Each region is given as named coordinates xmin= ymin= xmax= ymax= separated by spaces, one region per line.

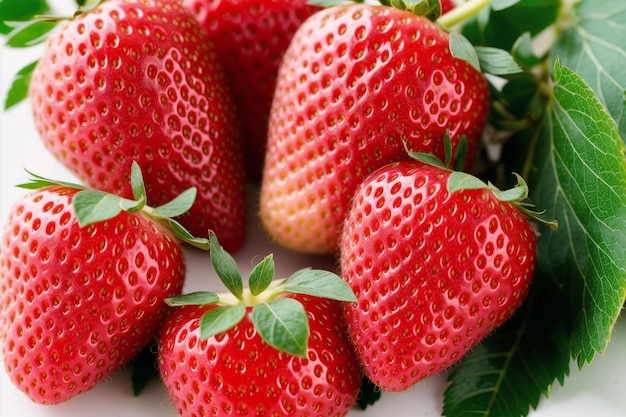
xmin=252 ymin=298 xmax=309 ymax=357
xmin=200 ymin=304 xmax=246 ymax=340
xmin=552 ymin=0 xmax=626 ymax=141
xmin=72 ymin=189 xmax=124 ymax=227
xmin=4 ymin=60 xmax=37 ymax=110
xmin=443 ymin=289 xmax=571 ymax=417
xmin=248 ymin=254 xmax=275 ymax=296
xmin=283 ymin=268 xmax=357 ymax=302
xmin=165 ymin=291 xmax=220 ymax=307
xmin=475 ymin=46 xmax=523 ymax=75
xmin=5 ymin=19 xmax=58 ymax=47
xmin=152 ymin=187 xmax=197 ymax=218
xmin=449 ymin=32 xmax=481 ymax=71
xmin=529 ymin=60 xmax=626 ymax=366
xmin=209 ymin=231 xmax=243 ymax=299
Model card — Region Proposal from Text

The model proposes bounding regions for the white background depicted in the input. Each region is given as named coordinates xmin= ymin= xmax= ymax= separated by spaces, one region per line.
xmin=1 ymin=1 xmax=625 ymax=416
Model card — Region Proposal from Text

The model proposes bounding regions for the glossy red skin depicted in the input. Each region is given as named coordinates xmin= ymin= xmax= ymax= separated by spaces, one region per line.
xmin=29 ymin=0 xmax=247 ymax=251
xmin=0 ymin=186 xmax=185 ymax=404
xmin=340 ymin=161 xmax=536 ymax=391
xmin=159 ymin=294 xmax=362 ymax=417
xmin=260 ymin=4 xmax=490 ymax=254
xmin=182 ymin=0 xmax=322 ymax=180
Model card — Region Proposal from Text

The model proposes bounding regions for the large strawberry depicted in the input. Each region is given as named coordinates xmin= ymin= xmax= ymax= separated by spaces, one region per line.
xmin=159 ymin=231 xmax=362 ymax=416
xmin=28 ymin=0 xmax=247 ymax=251
xmin=181 ymin=0 xmax=322 ymax=180
xmin=0 ymin=162 xmax=208 ymax=404
xmin=260 ymin=3 xmax=490 ymax=254
xmin=339 ymin=155 xmax=556 ymax=391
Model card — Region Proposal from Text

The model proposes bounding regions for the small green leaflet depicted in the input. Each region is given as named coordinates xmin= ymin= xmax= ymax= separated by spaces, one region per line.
xmin=474 ymin=46 xmax=522 ymax=75
xmin=151 ymin=187 xmax=197 ymax=218
xmin=252 ymin=298 xmax=310 ymax=357
xmin=283 ymin=268 xmax=357 ymax=302
xmin=248 ymin=254 xmax=275 ymax=296
xmin=165 ymin=291 xmax=220 ymax=307
xmin=0 ymin=0 xmax=50 ymax=35
xmin=4 ymin=60 xmax=37 ymax=110
xmin=530 ymin=60 xmax=626 ymax=366
xmin=5 ymin=18 xmax=58 ymax=47
xmin=209 ymin=231 xmax=244 ymax=300
xmin=552 ymin=0 xmax=626 ymax=141
xmin=200 ymin=305 xmax=246 ymax=340
xmin=72 ymin=189 xmax=135 ymax=227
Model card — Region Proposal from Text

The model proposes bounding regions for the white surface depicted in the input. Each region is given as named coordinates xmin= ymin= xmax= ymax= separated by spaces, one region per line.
xmin=1 ymin=3 xmax=625 ymax=416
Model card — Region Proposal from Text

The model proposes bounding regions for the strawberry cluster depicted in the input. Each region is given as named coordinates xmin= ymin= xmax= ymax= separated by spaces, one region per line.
xmin=0 ymin=0 xmax=554 ymax=416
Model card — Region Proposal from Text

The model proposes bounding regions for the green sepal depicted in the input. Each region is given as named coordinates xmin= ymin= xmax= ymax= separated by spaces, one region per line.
xmin=151 ymin=187 xmax=197 ymax=219
xmin=475 ymin=46 xmax=523 ymax=75
xmin=209 ymin=231 xmax=244 ymax=300
xmin=17 ymin=169 xmax=85 ymax=190
xmin=72 ymin=189 xmax=132 ymax=227
xmin=248 ymin=254 xmax=275 ymax=296
xmin=449 ymin=32 xmax=481 ymax=72
xmin=165 ymin=291 xmax=220 ymax=307
xmin=163 ymin=218 xmax=210 ymax=250
xmin=283 ymin=268 xmax=357 ymax=302
xmin=4 ymin=60 xmax=37 ymax=110
xmin=252 ymin=298 xmax=310 ymax=357
xmin=200 ymin=304 xmax=246 ymax=340
xmin=379 ymin=0 xmax=442 ymax=21
xmin=4 ymin=18 xmax=58 ymax=48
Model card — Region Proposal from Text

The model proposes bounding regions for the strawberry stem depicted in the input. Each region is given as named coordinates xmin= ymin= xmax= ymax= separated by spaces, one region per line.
xmin=437 ymin=0 xmax=490 ymax=28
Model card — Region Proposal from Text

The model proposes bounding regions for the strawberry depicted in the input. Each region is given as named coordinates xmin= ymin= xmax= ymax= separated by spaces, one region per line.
xmin=158 ymin=231 xmax=362 ymax=416
xmin=259 ymin=3 xmax=490 ymax=254
xmin=441 ymin=0 xmax=456 ymax=14
xmin=339 ymin=155 xmax=556 ymax=391
xmin=28 ymin=0 xmax=247 ymax=251
xmin=181 ymin=0 xmax=322 ymax=180
xmin=0 ymin=162 xmax=208 ymax=404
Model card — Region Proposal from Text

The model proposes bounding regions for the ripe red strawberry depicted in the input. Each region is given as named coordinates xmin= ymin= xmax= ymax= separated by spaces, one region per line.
xmin=339 ymin=159 xmax=554 ymax=391
xmin=158 ymin=232 xmax=362 ymax=416
xmin=28 ymin=0 xmax=247 ymax=251
xmin=0 ymin=163 xmax=206 ymax=404
xmin=181 ymin=0 xmax=322 ymax=180
xmin=260 ymin=3 xmax=490 ymax=254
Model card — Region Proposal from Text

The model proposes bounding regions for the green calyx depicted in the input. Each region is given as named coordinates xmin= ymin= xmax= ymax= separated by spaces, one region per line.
xmin=403 ymin=138 xmax=558 ymax=230
xmin=165 ymin=231 xmax=357 ymax=357
xmin=18 ymin=161 xmax=209 ymax=249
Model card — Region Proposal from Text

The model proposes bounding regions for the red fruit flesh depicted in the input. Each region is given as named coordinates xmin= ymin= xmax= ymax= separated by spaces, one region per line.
xmin=0 ymin=186 xmax=185 ymax=404
xmin=340 ymin=162 xmax=536 ymax=391
xmin=29 ymin=0 xmax=247 ymax=251
xmin=159 ymin=295 xmax=362 ymax=416
xmin=260 ymin=4 xmax=490 ymax=254
xmin=182 ymin=0 xmax=321 ymax=180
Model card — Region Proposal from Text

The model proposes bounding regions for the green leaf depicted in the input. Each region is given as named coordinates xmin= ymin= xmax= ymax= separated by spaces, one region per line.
xmin=552 ymin=0 xmax=626 ymax=141
xmin=447 ymin=171 xmax=488 ymax=193
xmin=165 ymin=291 xmax=220 ymax=307
xmin=200 ymin=304 xmax=246 ymax=340
xmin=461 ymin=0 xmax=559 ymax=51
xmin=528 ymin=60 xmax=626 ymax=366
xmin=252 ymin=298 xmax=310 ymax=357
xmin=474 ymin=46 xmax=523 ymax=75
xmin=449 ymin=32 xmax=481 ymax=72
xmin=0 ymin=0 xmax=50 ymax=34
xmin=511 ymin=32 xmax=543 ymax=68
xmin=4 ymin=60 xmax=37 ymax=110
xmin=283 ymin=268 xmax=357 ymax=302
xmin=5 ymin=18 xmax=58 ymax=47
xmin=163 ymin=218 xmax=210 ymax=250
xmin=17 ymin=169 xmax=85 ymax=190
xmin=129 ymin=161 xmax=147 ymax=202
xmin=209 ymin=231 xmax=244 ymax=299
xmin=152 ymin=187 xmax=197 ymax=218
xmin=248 ymin=254 xmax=275 ymax=296
xmin=72 ymin=189 xmax=124 ymax=227
xmin=443 ymin=289 xmax=571 ymax=417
